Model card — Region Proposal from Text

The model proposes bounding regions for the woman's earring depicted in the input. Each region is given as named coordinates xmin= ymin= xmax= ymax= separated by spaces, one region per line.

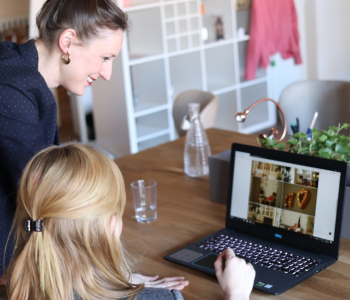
xmin=61 ymin=52 xmax=71 ymax=65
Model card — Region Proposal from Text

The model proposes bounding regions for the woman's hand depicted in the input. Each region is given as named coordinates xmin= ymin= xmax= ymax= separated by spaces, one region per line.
xmin=214 ymin=248 xmax=255 ymax=300
xmin=130 ymin=273 xmax=189 ymax=290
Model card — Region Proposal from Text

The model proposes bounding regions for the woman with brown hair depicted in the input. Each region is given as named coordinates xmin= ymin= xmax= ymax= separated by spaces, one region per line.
xmin=0 ymin=0 xmax=127 ymax=275
xmin=4 ymin=144 xmax=255 ymax=300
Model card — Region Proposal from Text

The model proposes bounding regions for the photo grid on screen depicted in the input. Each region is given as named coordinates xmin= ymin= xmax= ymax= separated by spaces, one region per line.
xmin=247 ymin=161 xmax=318 ymax=237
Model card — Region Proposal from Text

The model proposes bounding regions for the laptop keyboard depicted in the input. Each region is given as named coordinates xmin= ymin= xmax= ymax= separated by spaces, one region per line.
xmin=196 ymin=234 xmax=321 ymax=277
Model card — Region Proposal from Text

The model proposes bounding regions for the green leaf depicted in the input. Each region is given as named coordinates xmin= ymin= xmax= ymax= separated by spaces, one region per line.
xmin=318 ymin=135 xmax=328 ymax=142
xmin=311 ymin=128 xmax=319 ymax=135
xmin=335 ymin=143 xmax=350 ymax=155
xmin=329 ymin=126 xmax=338 ymax=132
xmin=300 ymin=147 xmax=310 ymax=155
xmin=263 ymin=138 xmax=276 ymax=148
xmin=319 ymin=148 xmax=333 ymax=159
xmin=287 ymin=139 xmax=298 ymax=146
xmin=325 ymin=140 xmax=335 ymax=148
xmin=341 ymin=123 xmax=350 ymax=130
xmin=311 ymin=143 xmax=320 ymax=152
xmin=327 ymin=129 xmax=336 ymax=137
xmin=275 ymin=143 xmax=286 ymax=151
xmin=338 ymin=134 xmax=346 ymax=141
xmin=293 ymin=132 xmax=308 ymax=139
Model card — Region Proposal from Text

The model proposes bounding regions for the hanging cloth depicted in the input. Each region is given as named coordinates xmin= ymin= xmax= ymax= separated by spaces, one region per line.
xmin=244 ymin=0 xmax=302 ymax=80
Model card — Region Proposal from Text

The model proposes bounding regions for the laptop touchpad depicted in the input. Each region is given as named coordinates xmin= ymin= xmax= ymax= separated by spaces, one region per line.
xmin=192 ymin=254 xmax=217 ymax=271
xmin=169 ymin=249 xmax=203 ymax=263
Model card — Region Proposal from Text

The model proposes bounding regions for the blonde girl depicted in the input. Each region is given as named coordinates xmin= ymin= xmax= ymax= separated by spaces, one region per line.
xmin=5 ymin=144 xmax=188 ymax=300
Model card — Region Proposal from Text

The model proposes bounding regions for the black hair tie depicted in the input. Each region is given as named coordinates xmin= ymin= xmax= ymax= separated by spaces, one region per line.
xmin=24 ymin=220 xmax=43 ymax=232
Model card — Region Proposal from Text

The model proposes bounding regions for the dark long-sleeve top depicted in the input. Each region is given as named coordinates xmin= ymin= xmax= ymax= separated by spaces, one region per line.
xmin=0 ymin=40 xmax=59 ymax=276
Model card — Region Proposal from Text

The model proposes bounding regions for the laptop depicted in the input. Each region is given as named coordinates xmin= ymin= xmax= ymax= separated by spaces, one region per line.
xmin=164 ymin=143 xmax=347 ymax=295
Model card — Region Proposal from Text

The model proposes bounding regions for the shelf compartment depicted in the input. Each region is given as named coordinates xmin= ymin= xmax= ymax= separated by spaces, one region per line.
xmin=138 ymin=133 xmax=171 ymax=151
xmin=167 ymin=38 xmax=177 ymax=52
xmin=191 ymin=34 xmax=200 ymax=47
xmin=205 ymin=44 xmax=235 ymax=91
xmin=135 ymin=110 xmax=169 ymax=139
xmin=164 ymin=4 xmax=175 ymax=18
xmin=177 ymin=2 xmax=187 ymax=16
xmin=179 ymin=19 xmax=188 ymax=33
xmin=214 ymin=90 xmax=239 ymax=132
xmin=240 ymin=82 xmax=268 ymax=129
xmin=166 ymin=21 xmax=176 ymax=36
xmin=188 ymin=1 xmax=198 ymax=14
xmin=130 ymin=59 xmax=168 ymax=113
xmin=190 ymin=17 xmax=199 ymax=31
xmin=202 ymin=0 xmax=234 ymax=44
xmin=238 ymin=40 xmax=266 ymax=82
xmin=180 ymin=36 xmax=189 ymax=49
xmin=127 ymin=7 xmax=164 ymax=59
xmin=236 ymin=8 xmax=251 ymax=36
xmin=169 ymin=51 xmax=203 ymax=99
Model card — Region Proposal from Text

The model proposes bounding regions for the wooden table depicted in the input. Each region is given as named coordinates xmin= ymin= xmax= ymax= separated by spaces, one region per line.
xmin=116 ymin=128 xmax=350 ymax=300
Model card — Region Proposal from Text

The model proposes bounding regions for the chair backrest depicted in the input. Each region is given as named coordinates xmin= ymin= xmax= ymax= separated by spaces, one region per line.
xmin=172 ymin=90 xmax=219 ymax=137
xmin=279 ymin=80 xmax=350 ymax=136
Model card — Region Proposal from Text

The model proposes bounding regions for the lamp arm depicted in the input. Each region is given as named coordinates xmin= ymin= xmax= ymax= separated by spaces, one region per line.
xmin=244 ymin=98 xmax=287 ymax=142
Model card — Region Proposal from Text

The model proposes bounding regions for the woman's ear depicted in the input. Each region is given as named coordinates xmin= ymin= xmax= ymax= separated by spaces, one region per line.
xmin=110 ymin=215 xmax=123 ymax=237
xmin=58 ymin=29 xmax=77 ymax=54
xmin=110 ymin=215 xmax=117 ymax=234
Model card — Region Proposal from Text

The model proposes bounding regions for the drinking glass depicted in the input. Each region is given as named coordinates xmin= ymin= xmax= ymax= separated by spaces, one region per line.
xmin=130 ymin=179 xmax=157 ymax=223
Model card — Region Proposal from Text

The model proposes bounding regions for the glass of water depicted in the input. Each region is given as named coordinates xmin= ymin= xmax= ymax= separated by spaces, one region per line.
xmin=130 ymin=179 xmax=157 ymax=223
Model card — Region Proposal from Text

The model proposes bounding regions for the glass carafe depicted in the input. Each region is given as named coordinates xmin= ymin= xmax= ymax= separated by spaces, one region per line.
xmin=183 ymin=103 xmax=211 ymax=177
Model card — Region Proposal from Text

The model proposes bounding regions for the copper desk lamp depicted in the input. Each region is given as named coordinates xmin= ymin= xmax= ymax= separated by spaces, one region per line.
xmin=235 ymin=98 xmax=287 ymax=142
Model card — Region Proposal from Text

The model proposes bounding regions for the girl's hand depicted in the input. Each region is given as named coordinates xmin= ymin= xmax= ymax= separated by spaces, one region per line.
xmin=130 ymin=273 xmax=189 ymax=290
xmin=214 ymin=248 xmax=255 ymax=300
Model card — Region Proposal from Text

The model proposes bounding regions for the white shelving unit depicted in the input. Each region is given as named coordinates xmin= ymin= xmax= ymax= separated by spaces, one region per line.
xmin=92 ymin=0 xmax=276 ymax=157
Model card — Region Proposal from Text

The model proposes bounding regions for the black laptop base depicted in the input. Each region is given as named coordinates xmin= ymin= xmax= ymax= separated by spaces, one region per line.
xmin=164 ymin=228 xmax=335 ymax=295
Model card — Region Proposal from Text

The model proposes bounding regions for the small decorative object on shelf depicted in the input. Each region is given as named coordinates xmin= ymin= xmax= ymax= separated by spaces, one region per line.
xmin=183 ymin=103 xmax=212 ymax=177
xmin=235 ymin=97 xmax=287 ymax=145
xmin=260 ymin=123 xmax=350 ymax=165
xmin=216 ymin=17 xmax=224 ymax=40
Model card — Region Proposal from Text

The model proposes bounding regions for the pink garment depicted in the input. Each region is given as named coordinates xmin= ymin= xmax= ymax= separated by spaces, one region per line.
xmin=123 ymin=0 xmax=131 ymax=7
xmin=244 ymin=0 xmax=302 ymax=80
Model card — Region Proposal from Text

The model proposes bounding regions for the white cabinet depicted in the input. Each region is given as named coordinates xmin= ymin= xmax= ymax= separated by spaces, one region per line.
xmin=92 ymin=0 xmax=275 ymax=157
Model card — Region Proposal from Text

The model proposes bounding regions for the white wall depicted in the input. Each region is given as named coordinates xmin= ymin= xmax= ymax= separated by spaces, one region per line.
xmin=28 ymin=0 xmax=45 ymax=39
xmin=312 ymin=0 xmax=350 ymax=81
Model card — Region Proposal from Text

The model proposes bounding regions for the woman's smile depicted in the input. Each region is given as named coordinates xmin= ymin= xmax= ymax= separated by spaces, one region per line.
xmin=87 ymin=76 xmax=96 ymax=86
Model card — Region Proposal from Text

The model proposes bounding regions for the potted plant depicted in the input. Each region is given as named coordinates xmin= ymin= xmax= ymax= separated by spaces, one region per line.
xmin=260 ymin=123 xmax=350 ymax=163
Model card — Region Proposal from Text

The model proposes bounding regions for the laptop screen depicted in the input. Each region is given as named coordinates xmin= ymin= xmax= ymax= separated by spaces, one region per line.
xmin=229 ymin=151 xmax=341 ymax=244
